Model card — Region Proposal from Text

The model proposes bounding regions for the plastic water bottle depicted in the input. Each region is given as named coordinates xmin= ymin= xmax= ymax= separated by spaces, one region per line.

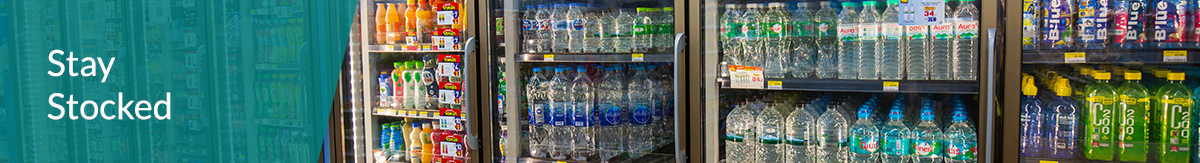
xmin=548 ymin=67 xmax=571 ymax=159
xmin=566 ymin=3 xmax=586 ymax=52
xmin=1116 ymin=72 xmax=1149 ymax=162
xmin=613 ymin=9 xmax=635 ymax=53
xmin=524 ymin=5 xmax=539 ymax=53
xmin=741 ymin=4 xmax=765 ymax=68
xmin=815 ymin=1 xmax=839 ymax=79
xmin=1042 ymin=0 xmax=1074 ymax=49
xmin=848 ymin=106 xmax=880 ymax=162
xmin=837 ymin=2 xmax=861 ymax=80
xmin=596 ymin=66 xmax=624 ymax=159
xmin=763 ymin=3 xmax=792 ymax=78
xmin=550 ymin=4 xmax=569 ymax=52
xmin=816 ymin=102 xmax=848 ymax=162
xmin=1083 ymin=72 xmax=1116 ymax=161
xmin=1020 ymin=76 xmax=1044 ymax=157
xmin=953 ymin=0 xmax=978 ymax=80
xmin=880 ymin=0 xmax=904 ymax=80
xmin=1078 ymin=0 xmax=1111 ymax=49
xmin=913 ymin=107 xmax=944 ymax=163
xmin=905 ymin=22 xmax=930 ymax=80
xmin=1022 ymin=0 xmax=1041 ymax=49
xmin=786 ymin=102 xmax=815 ymax=162
xmin=627 ymin=66 xmax=654 ymax=158
xmin=570 ymin=66 xmax=595 ymax=161
xmin=647 ymin=64 xmax=667 ymax=140
xmin=725 ymin=102 xmax=753 ymax=162
xmin=790 ymin=2 xmax=816 ymax=78
xmin=525 ymin=67 xmax=548 ymax=158
xmin=928 ymin=0 xmax=954 ymax=80
xmin=721 ymin=4 xmax=744 ymax=77
xmin=945 ymin=110 xmax=978 ymax=163
xmin=754 ymin=103 xmax=784 ymax=162
xmin=595 ymin=9 xmax=614 ymax=53
xmin=879 ymin=105 xmax=910 ymax=162
xmin=659 ymin=8 xmax=675 ymax=52
xmin=633 ymin=8 xmax=657 ymax=53
xmin=1155 ymin=72 xmax=1191 ymax=162
xmin=1044 ymin=78 xmax=1079 ymax=158
xmin=535 ymin=4 xmax=552 ymax=52
xmin=858 ymin=1 xmax=881 ymax=80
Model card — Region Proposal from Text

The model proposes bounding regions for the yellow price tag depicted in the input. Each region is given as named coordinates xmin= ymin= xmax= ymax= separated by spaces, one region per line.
xmin=385 ymin=45 xmax=395 ymax=50
xmin=419 ymin=111 xmax=429 ymax=117
xmin=632 ymin=53 xmax=645 ymax=62
xmin=407 ymin=111 xmax=418 ymax=116
xmin=883 ymin=81 xmax=900 ymax=92
xmin=1039 ymin=160 xmax=1059 ymax=163
xmin=1165 ymin=50 xmax=1188 ymax=62
xmin=544 ymin=54 xmax=554 ymax=61
xmin=766 ymin=81 xmax=783 ymax=89
xmin=1065 ymin=52 xmax=1086 ymax=63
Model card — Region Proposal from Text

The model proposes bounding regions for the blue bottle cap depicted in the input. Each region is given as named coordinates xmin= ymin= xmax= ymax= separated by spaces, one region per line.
xmin=605 ymin=67 xmax=615 ymax=71
xmin=951 ymin=110 xmax=967 ymax=122
xmin=635 ymin=66 xmax=645 ymax=70
xmin=888 ymin=106 xmax=903 ymax=120
xmin=554 ymin=68 xmax=564 ymax=72
xmin=537 ymin=4 xmax=547 ymax=8
xmin=614 ymin=65 xmax=625 ymax=70
xmin=526 ymin=5 xmax=534 ymax=9
xmin=648 ymin=64 xmax=657 ymax=69
xmin=532 ymin=67 xmax=542 ymax=72
xmin=857 ymin=106 xmax=871 ymax=119
xmin=577 ymin=67 xmax=586 ymax=72
xmin=920 ymin=108 xmax=935 ymax=121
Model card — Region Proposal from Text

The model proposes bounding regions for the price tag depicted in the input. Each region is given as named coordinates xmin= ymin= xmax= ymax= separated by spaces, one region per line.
xmin=883 ymin=81 xmax=900 ymax=92
xmin=407 ymin=110 xmax=418 ymax=116
xmin=632 ymin=53 xmax=645 ymax=62
xmin=1039 ymin=161 xmax=1059 ymax=163
xmin=385 ymin=45 xmax=395 ymax=50
xmin=543 ymin=54 xmax=554 ymax=61
xmin=1165 ymin=50 xmax=1188 ymax=62
xmin=898 ymin=0 xmax=945 ymax=26
xmin=728 ymin=65 xmax=765 ymax=89
xmin=1065 ymin=52 xmax=1087 ymax=63
xmin=766 ymin=81 xmax=783 ymax=90
xmin=419 ymin=111 xmax=429 ymax=117
xmin=439 ymin=89 xmax=463 ymax=104
xmin=375 ymin=109 xmax=386 ymax=114
xmin=438 ymin=116 xmax=463 ymax=131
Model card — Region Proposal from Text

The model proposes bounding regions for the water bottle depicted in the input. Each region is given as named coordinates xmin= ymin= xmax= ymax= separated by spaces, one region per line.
xmin=588 ymin=7 xmax=609 ymax=53
xmin=548 ymin=67 xmax=571 ymax=159
xmin=848 ymin=106 xmax=880 ymax=162
xmin=721 ymin=4 xmax=744 ymax=77
xmin=953 ymin=0 xmax=978 ymax=80
xmin=596 ymin=67 xmax=624 ymax=159
xmin=550 ymin=4 xmax=570 ymax=52
xmin=945 ymin=109 xmax=978 ymax=163
xmin=913 ymin=106 xmax=945 ymax=163
xmin=837 ymin=2 xmax=861 ymax=80
xmin=905 ymin=22 xmax=930 ymax=80
xmin=741 ymin=4 xmax=765 ymax=68
xmin=1020 ymin=76 xmax=1045 ymax=157
xmin=613 ymin=9 xmax=636 ymax=53
xmin=659 ymin=7 xmax=675 ymax=52
xmin=633 ymin=8 xmax=657 ymax=53
xmin=646 ymin=64 xmax=667 ymax=140
xmin=858 ymin=1 xmax=881 ymax=80
xmin=816 ymin=101 xmax=848 ymax=162
xmin=763 ymin=3 xmax=792 ymax=78
xmin=1044 ymin=78 xmax=1079 ymax=158
xmin=535 ymin=4 xmax=553 ymax=52
xmin=570 ymin=66 xmax=595 ymax=161
xmin=757 ymin=103 xmax=785 ymax=162
xmin=524 ymin=5 xmax=539 ymax=53
xmin=881 ymin=105 xmax=912 ymax=162
xmin=725 ymin=102 xmax=754 ymax=162
xmin=786 ymin=101 xmax=815 ymax=162
xmin=815 ymin=1 xmax=839 ymax=79
xmin=526 ymin=67 xmax=548 ymax=158
xmin=627 ymin=66 xmax=655 ymax=158
xmin=929 ymin=0 xmax=955 ymax=80
xmin=566 ymin=3 xmax=586 ymax=52
xmin=1078 ymin=0 xmax=1111 ymax=49
xmin=791 ymin=2 xmax=816 ymax=78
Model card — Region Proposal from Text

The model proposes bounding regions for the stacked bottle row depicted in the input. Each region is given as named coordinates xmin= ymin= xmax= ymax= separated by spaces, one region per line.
xmin=373 ymin=0 xmax=465 ymax=45
xmin=520 ymin=3 xmax=675 ymax=53
xmin=378 ymin=119 xmax=469 ymax=163
xmin=523 ymin=63 xmax=676 ymax=161
xmin=720 ymin=0 xmax=979 ymax=80
xmin=379 ymin=59 xmax=440 ymax=109
xmin=1020 ymin=65 xmax=1196 ymax=162
xmin=1022 ymin=0 xmax=1200 ymax=50
xmin=724 ymin=92 xmax=979 ymax=163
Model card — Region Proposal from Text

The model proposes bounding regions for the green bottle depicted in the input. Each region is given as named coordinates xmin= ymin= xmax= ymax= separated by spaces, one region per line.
xmin=1156 ymin=72 xmax=1192 ymax=163
xmin=1117 ymin=72 xmax=1150 ymax=162
xmin=1084 ymin=72 xmax=1117 ymax=161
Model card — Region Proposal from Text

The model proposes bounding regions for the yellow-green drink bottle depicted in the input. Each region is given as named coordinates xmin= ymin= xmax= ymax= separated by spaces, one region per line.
xmin=1156 ymin=72 xmax=1192 ymax=163
xmin=1117 ymin=72 xmax=1150 ymax=162
xmin=1084 ymin=72 xmax=1117 ymax=161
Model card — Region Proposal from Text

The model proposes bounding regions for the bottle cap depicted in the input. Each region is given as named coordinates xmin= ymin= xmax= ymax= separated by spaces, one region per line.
xmin=888 ymin=106 xmax=903 ymax=120
xmin=1054 ymin=78 xmax=1071 ymax=96
xmin=414 ymin=61 xmax=424 ymax=68
xmin=635 ymin=66 xmax=645 ymax=70
xmin=1094 ymin=72 xmax=1111 ymax=80
xmin=526 ymin=5 xmax=534 ymax=9
xmin=862 ymin=1 xmax=877 ymax=6
xmin=857 ymin=107 xmax=870 ymax=119
xmin=664 ymin=7 xmax=674 ymax=11
xmin=820 ymin=1 xmax=831 ymax=6
xmin=1080 ymin=68 xmax=1093 ymax=77
xmin=554 ymin=67 xmax=564 ymax=72
xmin=553 ymin=4 xmax=566 ymax=8
xmin=1169 ymin=72 xmax=1185 ymax=81
xmin=842 ymin=2 xmax=856 ymax=7
xmin=887 ymin=0 xmax=901 ymax=4
xmin=605 ymin=67 xmax=614 ymax=71
xmin=1155 ymin=70 xmax=1169 ymax=78
xmin=537 ymin=4 xmax=547 ymax=8
xmin=532 ymin=67 xmax=542 ymax=72
xmin=1126 ymin=72 xmax=1142 ymax=80
xmin=636 ymin=7 xmax=649 ymax=12
xmin=725 ymin=4 xmax=739 ymax=8
xmin=577 ymin=67 xmax=586 ymax=72
xmin=769 ymin=2 xmax=785 ymax=7
xmin=920 ymin=108 xmax=935 ymax=121
xmin=394 ymin=62 xmax=403 ymax=68
xmin=1022 ymin=76 xmax=1037 ymax=96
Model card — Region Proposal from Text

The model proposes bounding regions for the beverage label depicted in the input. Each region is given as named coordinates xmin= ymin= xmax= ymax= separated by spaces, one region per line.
xmin=631 ymin=104 xmax=652 ymax=125
xmin=1078 ymin=0 xmax=1110 ymax=43
xmin=913 ymin=139 xmax=943 ymax=157
xmin=1126 ymin=0 xmax=1149 ymax=43
xmin=726 ymin=132 xmax=745 ymax=142
xmin=760 ymin=132 xmax=782 ymax=144
xmin=539 ymin=19 xmax=552 ymax=30
xmin=571 ymin=19 xmax=584 ymax=30
xmin=849 ymin=135 xmax=880 ymax=154
xmin=785 ymin=134 xmax=807 ymax=146
xmin=1043 ymin=0 xmax=1074 ymax=46
xmin=633 ymin=24 xmax=654 ymax=36
xmin=883 ymin=23 xmax=903 ymax=39
xmin=907 ymin=25 xmax=930 ymax=40
xmin=722 ymin=22 xmax=743 ymax=37
xmin=1112 ymin=2 xmax=1130 ymax=43
xmin=816 ymin=21 xmax=835 ymax=37
xmin=550 ymin=102 xmax=567 ymax=126
xmin=1055 ymin=113 xmax=1078 ymax=137
xmin=838 ymin=24 xmax=859 ymax=42
xmin=743 ymin=21 xmax=761 ymax=37
xmin=947 ymin=141 xmax=978 ymax=160
xmin=1085 ymin=95 xmax=1116 ymax=149
xmin=1023 ymin=0 xmax=1041 ymax=45
xmin=1192 ymin=3 xmax=1200 ymax=42
xmin=1159 ymin=97 xmax=1192 ymax=162
xmin=573 ymin=103 xmax=592 ymax=127
xmin=1118 ymin=95 xmax=1148 ymax=160
xmin=882 ymin=136 xmax=912 ymax=156
xmin=522 ymin=20 xmax=533 ymax=31
xmin=661 ymin=23 xmax=675 ymax=35
xmin=931 ymin=24 xmax=954 ymax=39
xmin=764 ymin=21 xmax=785 ymax=37
xmin=1153 ymin=0 xmax=1186 ymax=43
xmin=652 ymin=103 xmax=662 ymax=122
xmin=529 ymin=104 xmax=546 ymax=125
xmin=860 ymin=24 xmax=879 ymax=40
xmin=956 ymin=19 xmax=978 ymax=39
xmin=599 ymin=103 xmax=621 ymax=126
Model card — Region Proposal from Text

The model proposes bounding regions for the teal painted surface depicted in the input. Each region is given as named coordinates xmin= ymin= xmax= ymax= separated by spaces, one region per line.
xmin=0 ymin=0 xmax=354 ymax=162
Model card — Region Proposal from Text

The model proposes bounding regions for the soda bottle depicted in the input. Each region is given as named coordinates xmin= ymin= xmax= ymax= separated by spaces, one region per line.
xmin=1044 ymin=78 xmax=1080 ymax=158
xmin=880 ymin=0 xmax=905 ymax=80
xmin=1155 ymin=72 xmax=1191 ymax=163
xmin=596 ymin=66 xmax=625 ymax=159
xmin=757 ymin=103 xmax=785 ymax=162
xmin=791 ymin=2 xmax=817 ymax=78
xmin=1020 ymin=75 xmax=1045 ymax=157
xmin=721 ymin=4 xmax=744 ymax=77
xmin=913 ymin=106 xmax=945 ymax=163
xmin=764 ymin=2 xmax=792 ymax=78
xmin=881 ymin=105 xmax=913 ymax=162
xmin=1078 ymin=0 xmax=1112 ymax=49
xmin=1117 ymin=72 xmax=1149 ymax=162
xmin=525 ymin=67 xmax=548 ymax=158
xmin=837 ymin=2 xmax=861 ymax=80
xmin=1153 ymin=0 xmax=1187 ymax=48
xmin=785 ymin=101 xmax=816 ymax=162
xmin=1043 ymin=0 xmax=1075 ymax=49
xmin=858 ymin=1 xmax=881 ymax=80
xmin=929 ymin=0 xmax=955 ymax=80
xmin=570 ymin=66 xmax=594 ymax=161
xmin=741 ymin=4 xmax=765 ymax=68
xmin=523 ymin=5 xmax=538 ymax=53
xmin=1084 ymin=72 xmax=1117 ymax=161
xmin=815 ymin=1 xmax=840 ymax=79
xmin=953 ymin=0 xmax=978 ymax=80
xmin=848 ymin=105 xmax=880 ymax=162
xmin=816 ymin=101 xmax=849 ymax=162
xmin=1023 ymin=0 xmax=1041 ymax=49
xmin=945 ymin=109 xmax=978 ymax=163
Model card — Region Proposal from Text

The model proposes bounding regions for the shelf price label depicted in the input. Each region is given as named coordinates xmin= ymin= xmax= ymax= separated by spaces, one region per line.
xmin=543 ymin=54 xmax=554 ymax=61
xmin=766 ymin=80 xmax=783 ymax=90
xmin=883 ymin=81 xmax=900 ymax=92
xmin=1064 ymin=52 xmax=1087 ymax=63
xmin=632 ymin=53 xmax=645 ymax=62
xmin=385 ymin=45 xmax=395 ymax=50
xmin=408 ymin=110 xmax=418 ymax=116
xmin=1039 ymin=161 xmax=1059 ymax=163
xmin=1165 ymin=50 xmax=1188 ymax=62
xmin=728 ymin=65 xmax=764 ymax=89
xmin=419 ymin=111 xmax=430 ymax=117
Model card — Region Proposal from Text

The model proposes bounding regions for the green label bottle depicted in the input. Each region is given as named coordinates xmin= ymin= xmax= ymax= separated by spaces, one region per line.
xmin=1084 ymin=72 xmax=1117 ymax=161
xmin=1117 ymin=72 xmax=1150 ymax=162
xmin=1157 ymin=72 xmax=1192 ymax=163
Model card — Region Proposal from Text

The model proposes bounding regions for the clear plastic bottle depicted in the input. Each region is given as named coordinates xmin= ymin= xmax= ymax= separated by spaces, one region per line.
xmin=858 ymin=1 xmax=881 ymax=80
xmin=953 ymin=0 xmax=978 ymax=80
xmin=613 ymin=9 xmax=636 ymax=53
xmin=848 ymin=106 xmax=880 ymax=162
xmin=633 ymin=7 xmax=657 ymax=53
xmin=627 ymin=66 xmax=655 ymax=158
xmin=570 ymin=66 xmax=594 ymax=161
xmin=816 ymin=101 xmax=848 ymax=162
xmin=1116 ymin=72 xmax=1149 ymax=162
xmin=523 ymin=5 xmax=538 ymax=53
xmin=595 ymin=8 xmax=615 ymax=53
xmin=1119 ymin=0 xmax=1149 ymax=49
xmin=725 ymin=102 xmax=753 ymax=162
xmin=1077 ymin=0 xmax=1111 ymax=49
xmin=790 ymin=2 xmax=816 ymax=78
xmin=1042 ymin=0 xmax=1074 ymax=49
xmin=1020 ymin=75 xmax=1044 ymax=157
xmin=763 ymin=3 xmax=792 ymax=78
xmin=534 ymin=4 xmax=552 ymax=52
xmin=905 ymin=21 xmax=930 ymax=80
xmin=720 ymin=4 xmax=744 ymax=77
xmin=881 ymin=105 xmax=913 ymax=162
xmin=1083 ymin=72 xmax=1116 ymax=161
xmin=547 ymin=67 xmax=571 ymax=159
xmin=928 ymin=0 xmax=955 ymax=80
xmin=550 ymin=4 xmax=569 ymax=52
xmin=1155 ymin=72 xmax=1192 ymax=162
xmin=1044 ymin=78 xmax=1079 ymax=158
xmin=785 ymin=102 xmax=815 ymax=162
xmin=659 ymin=7 xmax=676 ymax=52
xmin=1022 ymin=0 xmax=1041 ymax=49
xmin=837 ymin=2 xmax=861 ymax=80
xmin=757 ymin=103 xmax=785 ymax=162
xmin=945 ymin=109 xmax=978 ymax=163
xmin=741 ymin=4 xmax=765 ymax=68
xmin=1152 ymin=0 xmax=1187 ymax=48
xmin=815 ymin=1 xmax=839 ymax=79
xmin=595 ymin=66 xmax=625 ymax=159
xmin=525 ymin=67 xmax=548 ymax=158
xmin=566 ymin=3 xmax=586 ymax=52
xmin=880 ymin=0 xmax=905 ymax=80
xmin=912 ymin=106 xmax=944 ymax=163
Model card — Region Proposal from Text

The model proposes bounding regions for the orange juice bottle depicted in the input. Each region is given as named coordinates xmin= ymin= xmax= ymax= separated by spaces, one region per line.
xmin=374 ymin=3 xmax=387 ymax=44
xmin=420 ymin=123 xmax=434 ymax=163
xmin=455 ymin=0 xmax=464 ymax=30
xmin=384 ymin=4 xmax=401 ymax=44
xmin=416 ymin=0 xmax=434 ymax=42
xmin=405 ymin=0 xmax=419 ymax=44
